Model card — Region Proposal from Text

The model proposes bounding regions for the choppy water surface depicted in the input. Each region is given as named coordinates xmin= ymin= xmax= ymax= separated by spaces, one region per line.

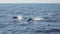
xmin=0 ymin=4 xmax=60 ymax=34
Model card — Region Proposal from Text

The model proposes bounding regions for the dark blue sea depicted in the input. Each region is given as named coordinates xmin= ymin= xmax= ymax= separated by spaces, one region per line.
xmin=0 ymin=3 xmax=60 ymax=34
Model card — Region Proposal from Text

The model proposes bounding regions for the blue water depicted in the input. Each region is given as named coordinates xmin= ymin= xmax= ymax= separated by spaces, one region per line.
xmin=0 ymin=3 xmax=60 ymax=34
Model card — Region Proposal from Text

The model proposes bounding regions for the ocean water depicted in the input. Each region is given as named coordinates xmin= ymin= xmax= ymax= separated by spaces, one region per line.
xmin=0 ymin=3 xmax=60 ymax=34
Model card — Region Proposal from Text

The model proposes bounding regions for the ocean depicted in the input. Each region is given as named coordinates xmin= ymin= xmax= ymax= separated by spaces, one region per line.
xmin=0 ymin=3 xmax=60 ymax=34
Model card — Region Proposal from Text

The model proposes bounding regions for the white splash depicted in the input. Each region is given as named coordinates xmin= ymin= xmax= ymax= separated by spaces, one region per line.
xmin=12 ymin=15 xmax=23 ymax=21
xmin=16 ymin=15 xmax=23 ymax=21
xmin=33 ymin=17 xmax=44 ymax=21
